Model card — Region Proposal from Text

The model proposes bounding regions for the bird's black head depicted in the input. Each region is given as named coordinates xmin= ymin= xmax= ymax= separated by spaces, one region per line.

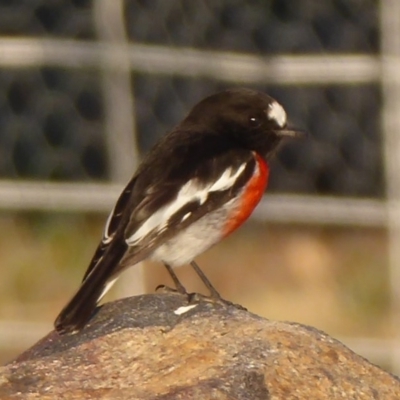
xmin=183 ymin=88 xmax=301 ymax=159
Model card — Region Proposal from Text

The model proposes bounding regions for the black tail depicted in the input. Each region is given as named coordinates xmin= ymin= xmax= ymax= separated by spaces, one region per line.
xmin=54 ymin=242 xmax=126 ymax=334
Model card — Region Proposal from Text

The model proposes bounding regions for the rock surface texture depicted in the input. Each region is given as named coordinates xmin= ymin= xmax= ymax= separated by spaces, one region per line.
xmin=0 ymin=293 xmax=399 ymax=399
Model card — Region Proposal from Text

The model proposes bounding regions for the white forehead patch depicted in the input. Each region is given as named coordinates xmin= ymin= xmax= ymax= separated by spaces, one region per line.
xmin=267 ymin=101 xmax=287 ymax=128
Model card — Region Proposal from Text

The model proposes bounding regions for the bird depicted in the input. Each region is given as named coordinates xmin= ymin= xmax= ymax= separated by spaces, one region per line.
xmin=54 ymin=87 xmax=301 ymax=334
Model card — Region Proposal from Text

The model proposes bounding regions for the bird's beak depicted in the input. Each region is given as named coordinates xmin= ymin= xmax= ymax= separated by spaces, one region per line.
xmin=275 ymin=127 xmax=307 ymax=139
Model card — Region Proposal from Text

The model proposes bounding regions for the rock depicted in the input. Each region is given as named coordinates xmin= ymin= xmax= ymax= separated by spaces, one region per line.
xmin=0 ymin=293 xmax=399 ymax=399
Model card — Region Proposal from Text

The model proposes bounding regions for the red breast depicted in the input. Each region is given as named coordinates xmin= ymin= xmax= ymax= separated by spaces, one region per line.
xmin=222 ymin=153 xmax=269 ymax=237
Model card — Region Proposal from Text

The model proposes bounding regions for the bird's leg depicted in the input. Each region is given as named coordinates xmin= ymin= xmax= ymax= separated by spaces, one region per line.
xmin=158 ymin=262 xmax=188 ymax=295
xmin=190 ymin=260 xmax=223 ymax=300
xmin=190 ymin=260 xmax=247 ymax=310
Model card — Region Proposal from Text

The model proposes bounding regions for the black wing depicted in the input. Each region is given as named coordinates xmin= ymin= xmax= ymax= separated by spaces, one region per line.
xmin=118 ymin=149 xmax=258 ymax=269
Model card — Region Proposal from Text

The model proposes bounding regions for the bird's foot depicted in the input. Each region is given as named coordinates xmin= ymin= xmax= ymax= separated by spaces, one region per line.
xmin=155 ymin=284 xmax=187 ymax=296
xmin=187 ymin=292 xmax=247 ymax=311
xmin=155 ymin=285 xmax=247 ymax=311
xmin=216 ymin=297 xmax=247 ymax=311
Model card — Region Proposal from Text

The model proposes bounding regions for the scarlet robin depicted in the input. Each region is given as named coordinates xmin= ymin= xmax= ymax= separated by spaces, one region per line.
xmin=54 ymin=88 xmax=301 ymax=334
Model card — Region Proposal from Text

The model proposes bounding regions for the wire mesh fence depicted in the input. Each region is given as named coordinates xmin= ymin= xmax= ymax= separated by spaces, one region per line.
xmin=1 ymin=0 xmax=399 ymax=375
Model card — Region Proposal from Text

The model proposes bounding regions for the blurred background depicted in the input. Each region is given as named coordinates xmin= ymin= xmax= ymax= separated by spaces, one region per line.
xmin=0 ymin=0 xmax=399 ymax=374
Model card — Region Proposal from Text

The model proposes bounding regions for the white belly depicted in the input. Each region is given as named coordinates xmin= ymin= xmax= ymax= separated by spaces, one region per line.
xmin=150 ymin=203 xmax=235 ymax=267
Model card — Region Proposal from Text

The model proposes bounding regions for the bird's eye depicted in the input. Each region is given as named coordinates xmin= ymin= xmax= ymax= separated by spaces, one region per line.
xmin=249 ymin=116 xmax=261 ymax=127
